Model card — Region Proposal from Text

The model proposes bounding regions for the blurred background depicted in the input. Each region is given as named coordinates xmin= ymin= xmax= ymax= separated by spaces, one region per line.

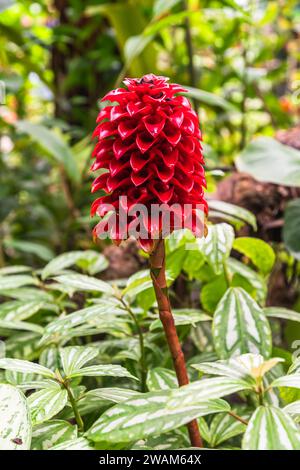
xmin=0 ymin=0 xmax=299 ymax=269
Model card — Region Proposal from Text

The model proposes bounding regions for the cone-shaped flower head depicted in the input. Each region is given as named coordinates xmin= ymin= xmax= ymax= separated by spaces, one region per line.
xmin=91 ymin=74 xmax=207 ymax=252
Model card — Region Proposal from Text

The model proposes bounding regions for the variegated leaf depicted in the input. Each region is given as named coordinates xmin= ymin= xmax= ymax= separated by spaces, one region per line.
xmin=42 ymin=250 xmax=108 ymax=279
xmin=208 ymin=409 xmax=249 ymax=447
xmin=60 ymin=346 xmax=98 ymax=376
xmin=50 ymin=437 xmax=94 ymax=450
xmin=284 ymin=400 xmax=300 ymax=416
xmin=146 ymin=367 xmax=178 ymax=391
xmin=271 ymin=374 xmax=300 ymax=389
xmin=88 ymin=377 xmax=250 ymax=443
xmin=31 ymin=420 xmax=77 ymax=450
xmin=0 ymin=384 xmax=31 ymax=450
xmin=0 ymin=319 xmax=44 ymax=334
xmin=68 ymin=364 xmax=137 ymax=380
xmin=85 ymin=388 xmax=141 ymax=404
xmin=265 ymin=307 xmax=300 ymax=323
xmin=227 ymin=258 xmax=267 ymax=304
xmin=150 ymin=309 xmax=211 ymax=331
xmin=0 ymin=358 xmax=56 ymax=378
xmin=28 ymin=387 xmax=68 ymax=425
xmin=212 ymin=288 xmax=272 ymax=359
xmin=242 ymin=406 xmax=300 ymax=450
xmin=0 ymin=300 xmax=46 ymax=321
xmin=53 ymin=273 xmax=114 ymax=295
xmin=0 ymin=275 xmax=38 ymax=290
xmin=197 ymin=223 xmax=235 ymax=274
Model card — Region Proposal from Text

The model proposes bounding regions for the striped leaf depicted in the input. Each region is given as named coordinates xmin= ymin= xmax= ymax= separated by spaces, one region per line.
xmin=0 ymin=358 xmax=56 ymax=378
xmin=0 ymin=384 xmax=32 ymax=450
xmin=197 ymin=223 xmax=235 ymax=274
xmin=0 ymin=275 xmax=38 ymax=290
xmin=60 ymin=346 xmax=98 ymax=376
xmin=207 ymin=200 xmax=257 ymax=230
xmin=283 ymin=400 xmax=300 ymax=416
xmin=265 ymin=307 xmax=300 ymax=323
xmin=31 ymin=420 xmax=77 ymax=450
xmin=192 ymin=354 xmax=283 ymax=385
xmin=0 ymin=266 xmax=31 ymax=275
xmin=212 ymin=288 xmax=272 ymax=359
xmin=242 ymin=406 xmax=300 ymax=450
xmin=146 ymin=368 xmax=178 ymax=391
xmin=53 ymin=273 xmax=114 ymax=295
xmin=88 ymin=377 xmax=250 ymax=443
xmin=28 ymin=387 xmax=68 ymax=425
xmin=227 ymin=258 xmax=267 ymax=304
xmin=85 ymin=388 xmax=141 ymax=404
xmin=50 ymin=437 xmax=94 ymax=450
xmin=0 ymin=319 xmax=44 ymax=334
xmin=150 ymin=309 xmax=211 ymax=331
xmin=207 ymin=409 xmax=248 ymax=447
xmin=68 ymin=364 xmax=137 ymax=380
xmin=42 ymin=250 xmax=108 ymax=279
xmin=271 ymin=374 xmax=300 ymax=389
xmin=0 ymin=300 xmax=46 ymax=321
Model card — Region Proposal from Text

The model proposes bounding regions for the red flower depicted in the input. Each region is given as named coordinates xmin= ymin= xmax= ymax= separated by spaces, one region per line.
xmin=91 ymin=74 xmax=207 ymax=252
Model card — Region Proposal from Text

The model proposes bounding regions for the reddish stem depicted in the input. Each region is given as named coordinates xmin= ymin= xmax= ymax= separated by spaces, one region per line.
xmin=149 ymin=239 xmax=203 ymax=448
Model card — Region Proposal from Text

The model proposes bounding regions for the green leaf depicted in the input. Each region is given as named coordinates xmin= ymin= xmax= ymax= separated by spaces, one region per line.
xmin=183 ymin=86 xmax=237 ymax=112
xmin=208 ymin=200 xmax=257 ymax=231
xmin=233 ymin=237 xmax=275 ymax=274
xmin=0 ymin=358 xmax=56 ymax=378
xmin=242 ymin=406 xmax=300 ymax=450
xmin=271 ymin=374 xmax=300 ymax=389
xmin=15 ymin=121 xmax=80 ymax=183
xmin=31 ymin=420 xmax=77 ymax=450
xmin=0 ymin=300 xmax=47 ymax=322
xmin=197 ymin=223 xmax=235 ymax=275
xmin=60 ymin=346 xmax=99 ymax=376
xmin=4 ymin=240 xmax=54 ymax=262
xmin=150 ymin=309 xmax=211 ymax=331
xmin=153 ymin=0 xmax=181 ymax=18
xmin=208 ymin=410 xmax=248 ymax=447
xmin=28 ymin=387 xmax=68 ymax=426
xmin=0 ymin=384 xmax=32 ymax=450
xmin=53 ymin=273 xmax=114 ymax=295
xmin=265 ymin=307 xmax=300 ymax=323
xmin=68 ymin=364 xmax=137 ymax=380
xmin=146 ymin=368 xmax=178 ymax=391
xmin=85 ymin=388 xmax=141 ymax=404
xmin=284 ymin=400 xmax=300 ymax=416
xmin=0 ymin=275 xmax=38 ymax=290
xmin=283 ymin=199 xmax=300 ymax=260
xmin=212 ymin=288 xmax=272 ymax=359
xmin=0 ymin=319 xmax=44 ymax=334
xmin=50 ymin=437 xmax=94 ymax=450
xmin=88 ymin=377 xmax=250 ymax=442
xmin=42 ymin=251 xmax=108 ymax=279
xmin=227 ymin=258 xmax=267 ymax=304
xmin=200 ymin=275 xmax=227 ymax=313
xmin=235 ymin=137 xmax=300 ymax=187
xmin=0 ymin=266 xmax=31 ymax=275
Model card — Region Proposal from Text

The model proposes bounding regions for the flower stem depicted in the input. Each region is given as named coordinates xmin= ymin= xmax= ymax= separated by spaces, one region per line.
xmin=149 ymin=238 xmax=203 ymax=448
xmin=64 ymin=381 xmax=84 ymax=432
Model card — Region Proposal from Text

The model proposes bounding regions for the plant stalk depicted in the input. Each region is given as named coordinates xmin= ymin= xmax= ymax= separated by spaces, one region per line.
xmin=64 ymin=381 xmax=84 ymax=432
xmin=149 ymin=238 xmax=203 ymax=448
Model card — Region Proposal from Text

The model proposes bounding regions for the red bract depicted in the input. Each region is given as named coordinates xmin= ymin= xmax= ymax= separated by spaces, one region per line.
xmin=91 ymin=74 xmax=207 ymax=252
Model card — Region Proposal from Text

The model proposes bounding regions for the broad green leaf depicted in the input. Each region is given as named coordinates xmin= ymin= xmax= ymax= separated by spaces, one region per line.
xmin=28 ymin=387 xmax=68 ymax=426
xmin=212 ymin=288 xmax=272 ymax=359
xmin=53 ymin=273 xmax=114 ymax=295
xmin=42 ymin=251 xmax=108 ymax=279
xmin=233 ymin=237 xmax=275 ymax=274
xmin=0 ymin=300 xmax=46 ymax=321
xmin=68 ymin=364 xmax=137 ymax=380
xmin=59 ymin=346 xmax=99 ymax=376
xmin=192 ymin=354 xmax=283 ymax=385
xmin=85 ymin=388 xmax=141 ymax=404
xmin=0 ymin=275 xmax=38 ymax=290
xmin=284 ymin=400 xmax=300 ymax=416
xmin=31 ymin=420 xmax=77 ymax=450
xmin=150 ymin=309 xmax=211 ymax=331
xmin=15 ymin=121 xmax=80 ymax=183
xmin=242 ymin=406 xmax=300 ymax=450
xmin=146 ymin=368 xmax=178 ymax=391
xmin=0 ymin=358 xmax=55 ymax=378
xmin=208 ymin=200 xmax=257 ymax=230
xmin=265 ymin=307 xmax=300 ymax=323
xmin=283 ymin=199 xmax=300 ymax=260
xmin=88 ymin=393 xmax=231 ymax=443
xmin=50 ymin=437 xmax=94 ymax=450
xmin=200 ymin=275 xmax=227 ymax=313
xmin=208 ymin=410 xmax=248 ymax=447
xmin=0 ymin=384 xmax=32 ymax=450
xmin=184 ymin=86 xmax=237 ymax=112
xmin=271 ymin=374 xmax=300 ymax=389
xmin=197 ymin=223 xmax=235 ymax=274
xmin=236 ymin=137 xmax=300 ymax=187
xmin=4 ymin=240 xmax=54 ymax=262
